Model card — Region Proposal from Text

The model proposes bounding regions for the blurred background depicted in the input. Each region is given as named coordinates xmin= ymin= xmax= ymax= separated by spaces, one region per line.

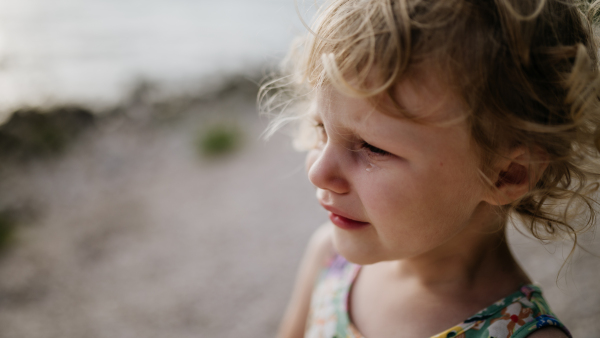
xmin=0 ymin=1 xmax=597 ymax=337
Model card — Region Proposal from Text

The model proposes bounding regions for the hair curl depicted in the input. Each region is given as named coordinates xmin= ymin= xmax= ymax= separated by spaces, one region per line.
xmin=259 ymin=0 xmax=600 ymax=255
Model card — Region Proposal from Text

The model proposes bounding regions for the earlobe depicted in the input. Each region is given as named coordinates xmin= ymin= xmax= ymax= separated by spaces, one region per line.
xmin=484 ymin=147 xmax=549 ymax=206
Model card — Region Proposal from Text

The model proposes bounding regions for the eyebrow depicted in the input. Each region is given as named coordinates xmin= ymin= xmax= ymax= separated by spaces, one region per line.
xmin=316 ymin=112 xmax=389 ymax=147
xmin=313 ymin=88 xmax=430 ymax=146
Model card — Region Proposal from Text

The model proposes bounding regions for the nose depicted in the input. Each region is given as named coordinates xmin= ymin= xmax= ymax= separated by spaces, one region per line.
xmin=306 ymin=143 xmax=350 ymax=195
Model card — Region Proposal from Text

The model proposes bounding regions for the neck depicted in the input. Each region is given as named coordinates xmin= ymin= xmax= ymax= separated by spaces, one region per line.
xmin=386 ymin=203 xmax=530 ymax=295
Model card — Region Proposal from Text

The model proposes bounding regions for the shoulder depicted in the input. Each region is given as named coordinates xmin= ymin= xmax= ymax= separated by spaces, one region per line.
xmin=475 ymin=286 xmax=571 ymax=338
xmin=524 ymin=327 xmax=570 ymax=338
xmin=509 ymin=314 xmax=571 ymax=338
xmin=276 ymin=223 xmax=335 ymax=338
xmin=295 ymin=222 xmax=337 ymax=287
xmin=304 ymin=222 xmax=335 ymax=266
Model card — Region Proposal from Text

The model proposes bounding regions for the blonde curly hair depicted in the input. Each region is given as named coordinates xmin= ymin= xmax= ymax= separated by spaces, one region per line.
xmin=259 ymin=0 xmax=600 ymax=250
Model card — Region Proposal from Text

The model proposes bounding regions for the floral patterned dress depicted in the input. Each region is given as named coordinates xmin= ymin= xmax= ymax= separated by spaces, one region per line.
xmin=305 ymin=254 xmax=571 ymax=338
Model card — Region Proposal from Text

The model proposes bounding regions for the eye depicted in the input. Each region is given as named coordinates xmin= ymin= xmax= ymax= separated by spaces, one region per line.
xmin=360 ymin=141 xmax=391 ymax=156
xmin=314 ymin=122 xmax=327 ymax=147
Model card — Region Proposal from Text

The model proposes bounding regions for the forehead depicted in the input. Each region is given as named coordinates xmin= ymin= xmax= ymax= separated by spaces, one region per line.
xmin=312 ymin=69 xmax=476 ymax=162
xmin=315 ymin=69 xmax=467 ymax=126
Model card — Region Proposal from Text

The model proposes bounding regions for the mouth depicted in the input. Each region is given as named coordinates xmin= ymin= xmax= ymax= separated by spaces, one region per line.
xmin=328 ymin=213 xmax=371 ymax=230
xmin=320 ymin=203 xmax=370 ymax=230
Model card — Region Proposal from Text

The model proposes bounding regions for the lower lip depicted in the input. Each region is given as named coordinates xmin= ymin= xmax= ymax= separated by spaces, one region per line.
xmin=329 ymin=212 xmax=370 ymax=230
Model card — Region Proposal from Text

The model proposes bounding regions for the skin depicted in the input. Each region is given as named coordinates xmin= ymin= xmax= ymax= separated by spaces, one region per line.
xmin=308 ymin=80 xmax=495 ymax=266
xmin=277 ymin=72 xmax=567 ymax=338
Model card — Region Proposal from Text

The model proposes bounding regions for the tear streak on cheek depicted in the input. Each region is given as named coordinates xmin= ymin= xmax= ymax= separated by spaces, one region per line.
xmin=356 ymin=150 xmax=381 ymax=173
xmin=366 ymin=162 xmax=379 ymax=172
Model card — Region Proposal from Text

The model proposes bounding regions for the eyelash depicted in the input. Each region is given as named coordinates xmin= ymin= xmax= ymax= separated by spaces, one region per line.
xmin=360 ymin=142 xmax=390 ymax=156
xmin=314 ymin=123 xmax=391 ymax=157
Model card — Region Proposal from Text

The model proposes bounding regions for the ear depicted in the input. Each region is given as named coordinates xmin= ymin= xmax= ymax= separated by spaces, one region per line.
xmin=483 ymin=146 xmax=549 ymax=206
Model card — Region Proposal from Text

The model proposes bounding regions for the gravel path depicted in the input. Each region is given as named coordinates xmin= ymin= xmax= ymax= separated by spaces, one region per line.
xmin=0 ymin=90 xmax=598 ymax=338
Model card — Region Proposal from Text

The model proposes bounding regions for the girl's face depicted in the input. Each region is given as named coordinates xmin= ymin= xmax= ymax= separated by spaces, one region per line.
xmin=306 ymin=74 xmax=490 ymax=265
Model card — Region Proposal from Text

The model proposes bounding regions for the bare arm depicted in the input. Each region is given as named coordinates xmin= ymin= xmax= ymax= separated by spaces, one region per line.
xmin=525 ymin=327 xmax=570 ymax=338
xmin=277 ymin=223 xmax=335 ymax=338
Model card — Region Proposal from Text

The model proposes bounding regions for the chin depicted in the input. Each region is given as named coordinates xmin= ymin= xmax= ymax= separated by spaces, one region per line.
xmin=332 ymin=235 xmax=384 ymax=266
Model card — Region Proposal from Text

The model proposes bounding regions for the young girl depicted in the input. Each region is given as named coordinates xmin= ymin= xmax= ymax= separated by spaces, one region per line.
xmin=261 ymin=0 xmax=600 ymax=337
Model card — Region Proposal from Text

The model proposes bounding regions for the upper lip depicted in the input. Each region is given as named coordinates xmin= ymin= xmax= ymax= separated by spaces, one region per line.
xmin=319 ymin=202 xmax=368 ymax=223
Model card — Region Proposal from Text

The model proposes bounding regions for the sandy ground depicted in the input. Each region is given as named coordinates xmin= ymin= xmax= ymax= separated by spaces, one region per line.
xmin=0 ymin=88 xmax=598 ymax=338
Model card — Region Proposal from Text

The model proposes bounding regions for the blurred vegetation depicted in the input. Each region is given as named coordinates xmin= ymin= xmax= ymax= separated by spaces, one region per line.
xmin=197 ymin=123 xmax=243 ymax=158
xmin=0 ymin=106 xmax=95 ymax=160
xmin=0 ymin=75 xmax=257 ymax=257
xmin=0 ymin=77 xmax=261 ymax=165
xmin=0 ymin=211 xmax=17 ymax=252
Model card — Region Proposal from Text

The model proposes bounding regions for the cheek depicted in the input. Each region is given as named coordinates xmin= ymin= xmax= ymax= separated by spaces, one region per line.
xmin=356 ymin=170 xmax=420 ymax=218
xmin=414 ymin=162 xmax=484 ymax=227
xmin=357 ymin=163 xmax=480 ymax=226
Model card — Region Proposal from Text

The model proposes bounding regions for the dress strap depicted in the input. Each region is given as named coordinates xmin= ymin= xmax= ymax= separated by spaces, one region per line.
xmin=510 ymin=314 xmax=572 ymax=338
